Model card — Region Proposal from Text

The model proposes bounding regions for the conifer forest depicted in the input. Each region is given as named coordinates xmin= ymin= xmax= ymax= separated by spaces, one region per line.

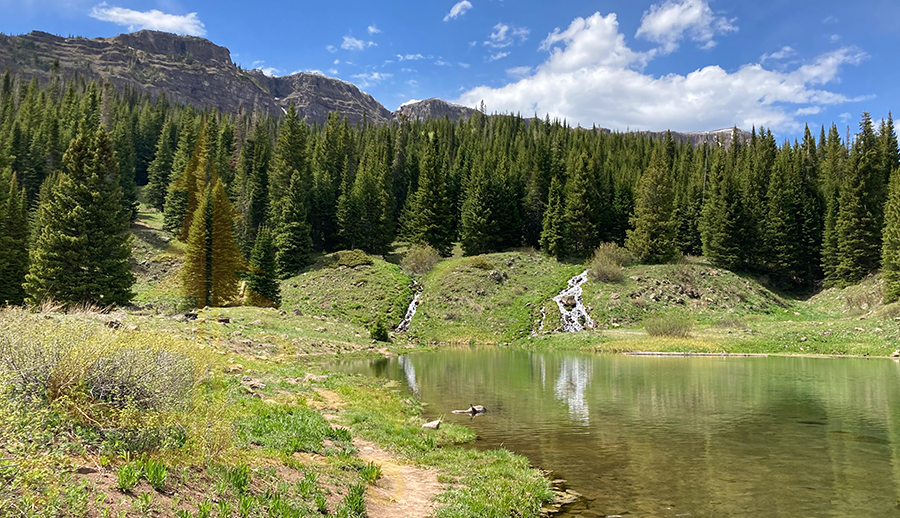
xmin=1 ymin=73 xmax=898 ymax=308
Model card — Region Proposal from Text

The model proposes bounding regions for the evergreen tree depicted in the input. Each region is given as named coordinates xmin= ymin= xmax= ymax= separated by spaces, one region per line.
xmin=626 ymin=151 xmax=677 ymax=263
xmin=246 ymin=226 xmax=281 ymax=306
xmin=834 ymin=113 xmax=882 ymax=285
xmin=163 ymin=123 xmax=209 ymax=237
xmin=540 ymin=176 xmax=566 ymax=257
xmin=0 ymin=169 xmax=28 ymax=304
xmin=146 ymin=118 xmax=176 ymax=211
xmin=24 ymin=126 xmax=134 ymax=306
xmin=274 ymin=170 xmax=313 ymax=277
xmin=460 ymin=155 xmax=495 ymax=255
xmin=700 ymin=152 xmax=746 ymax=270
xmin=820 ymin=125 xmax=847 ymax=285
xmin=882 ymin=166 xmax=900 ymax=302
xmin=337 ymin=141 xmax=391 ymax=254
xmin=404 ymin=134 xmax=454 ymax=256
xmin=563 ymin=152 xmax=600 ymax=257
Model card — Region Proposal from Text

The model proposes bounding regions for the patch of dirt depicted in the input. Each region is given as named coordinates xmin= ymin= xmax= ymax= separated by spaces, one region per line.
xmin=354 ymin=439 xmax=441 ymax=518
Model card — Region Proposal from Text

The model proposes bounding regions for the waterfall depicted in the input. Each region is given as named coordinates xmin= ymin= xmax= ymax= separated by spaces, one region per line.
xmin=396 ymin=282 xmax=422 ymax=333
xmin=551 ymin=270 xmax=594 ymax=332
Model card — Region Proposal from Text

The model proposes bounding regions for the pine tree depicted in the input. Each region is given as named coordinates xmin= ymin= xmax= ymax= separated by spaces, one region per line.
xmin=540 ymin=176 xmax=566 ymax=257
xmin=699 ymin=152 xmax=746 ymax=271
xmin=146 ymin=119 xmax=176 ymax=211
xmin=24 ymin=126 xmax=134 ymax=306
xmin=626 ymin=151 xmax=677 ymax=263
xmin=820 ymin=125 xmax=846 ymax=285
xmin=0 ymin=169 xmax=28 ymax=304
xmin=404 ymin=134 xmax=454 ymax=256
xmin=562 ymin=152 xmax=599 ymax=257
xmin=460 ymin=156 xmax=495 ymax=255
xmin=246 ymin=226 xmax=281 ymax=307
xmin=337 ymin=141 xmax=391 ymax=254
xmin=882 ymin=166 xmax=900 ymax=302
xmin=834 ymin=113 xmax=882 ymax=285
xmin=163 ymin=123 xmax=209 ymax=237
xmin=274 ymin=170 xmax=313 ymax=278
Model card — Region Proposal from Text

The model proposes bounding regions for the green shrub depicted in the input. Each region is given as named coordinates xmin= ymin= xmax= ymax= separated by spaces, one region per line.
xmin=590 ymin=242 xmax=633 ymax=283
xmin=336 ymin=249 xmax=374 ymax=268
xmin=369 ymin=315 xmax=391 ymax=343
xmin=401 ymin=244 xmax=441 ymax=275
xmin=116 ymin=463 xmax=140 ymax=492
xmin=464 ymin=256 xmax=494 ymax=270
xmin=644 ymin=313 xmax=693 ymax=338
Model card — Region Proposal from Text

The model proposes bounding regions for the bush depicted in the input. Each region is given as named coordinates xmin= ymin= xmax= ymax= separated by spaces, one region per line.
xmin=116 ymin=463 xmax=140 ymax=492
xmin=464 ymin=256 xmax=494 ymax=270
xmin=590 ymin=243 xmax=633 ymax=283
xmin=401 ymin=244 xmax=441 ymax=275
xmin=644 ymin=313 xmax=693 ymax=338
xmin=335 ymin=249 xmax=373 ymax=268
xmin=369 ymin=314 xmax=391 ymax=343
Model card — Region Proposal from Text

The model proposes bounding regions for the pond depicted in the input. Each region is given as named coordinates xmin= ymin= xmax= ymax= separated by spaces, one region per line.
xmin=333 ymin=350 xmax=900 ymax=517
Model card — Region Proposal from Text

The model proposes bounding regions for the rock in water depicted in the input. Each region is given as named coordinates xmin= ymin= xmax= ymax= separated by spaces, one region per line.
xmin=422 ymin=419 xmax=441 ymax=430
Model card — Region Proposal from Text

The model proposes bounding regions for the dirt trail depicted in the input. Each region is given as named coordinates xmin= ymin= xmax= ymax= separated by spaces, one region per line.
xmin=354 ymin=438 xmax=441 ymax=518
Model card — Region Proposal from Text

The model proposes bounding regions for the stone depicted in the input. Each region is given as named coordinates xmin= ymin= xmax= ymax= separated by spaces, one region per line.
xmin=422 ymin=419 xmax=441 ymax=430
xmin=224 ymin=364 xmax=244 ymax=374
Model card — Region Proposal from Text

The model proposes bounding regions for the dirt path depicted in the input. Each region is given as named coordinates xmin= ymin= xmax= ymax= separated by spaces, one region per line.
xmin=354 ymin=439 xmax=441 ymax=518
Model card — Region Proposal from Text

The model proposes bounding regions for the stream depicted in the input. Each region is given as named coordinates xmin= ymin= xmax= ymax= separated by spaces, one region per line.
xmin=395 ymin=282 xmax=422 ymax=333
xmin=551 ymin=270 xmax=594 ymax=332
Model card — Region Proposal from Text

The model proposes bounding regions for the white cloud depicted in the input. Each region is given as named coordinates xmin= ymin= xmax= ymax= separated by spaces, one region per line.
xmin=485 ymin=23 xmax=530 ymax=48
xmin=824 ymin=15 xmax=839 ymax=24
xmin=435 ymin=59 xmax=452 ymax=66
xmin=795 ymin=106 xmax=822 ymax=116
xmin=486 ymin=52 xmax=509 ymax=62
xmin=342 ymin=36 xmax=376 ymax=51
xmin=444 ymin=0 xmax=472 ymax=21
xmin=407 ymin=79 xmax=419 ymax=88
xmin=635 ymin=0 xmax=736 ymax=54
xmin=506 ymin=66 xmax=532 ymax=78
xmin=458 ymin=62 xmax=471 ymax=69
xmin=400 ymin=99 xmax=422 ymax=108
xmin=455 ymin=11 xmax=867 ymax=133
xmin=353 ymin=71 xmax=392 ymax=88
xmin=327 ymin=45 xmax=338 ymax=53
xmin=328 ymin=68 xmax=339 ymax=75
xmin=89 ymin=3 xmax=206 ymax=36
xmin=398 ymin=53 xmax=427 ymax=61
xmin=258 ymin=67 xmax=280 ymax=77
xmin=334 ymin=59 xmax=340 ymax=64
xmin=830 ymin=34 xmax=841 ymax=42
xmin=761 ymin=46 xmax=795 ymax=62
xmin=368 ymin=24 xmax=381 ymax=35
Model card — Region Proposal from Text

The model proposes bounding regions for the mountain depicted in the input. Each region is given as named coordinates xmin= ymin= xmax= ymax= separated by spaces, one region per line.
xmin=0 ymin=30 xmax=746 ymax=142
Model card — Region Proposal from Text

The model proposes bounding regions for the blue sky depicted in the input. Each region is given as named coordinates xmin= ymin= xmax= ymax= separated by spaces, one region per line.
xmin=1 ymin=0 xmax=898 ymax=137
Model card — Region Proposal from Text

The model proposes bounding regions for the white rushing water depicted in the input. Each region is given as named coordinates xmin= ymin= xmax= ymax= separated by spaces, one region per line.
xmin=395 ymin=282 xmax=422 ymax=333
xmin=552 ymin=270 xmax=594 ymax=332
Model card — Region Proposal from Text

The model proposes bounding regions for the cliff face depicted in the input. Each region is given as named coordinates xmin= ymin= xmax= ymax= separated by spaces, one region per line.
xmin=0 ymin=30 xmax=749 ymax=142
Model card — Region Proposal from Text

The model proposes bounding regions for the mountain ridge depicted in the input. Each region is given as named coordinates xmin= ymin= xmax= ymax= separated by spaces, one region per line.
xmin=0 ymin=29 xmax=748 ymax=142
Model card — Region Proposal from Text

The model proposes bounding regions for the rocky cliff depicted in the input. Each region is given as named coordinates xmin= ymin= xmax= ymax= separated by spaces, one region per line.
xmin=0 ymin=30 xmax=749 ymax=141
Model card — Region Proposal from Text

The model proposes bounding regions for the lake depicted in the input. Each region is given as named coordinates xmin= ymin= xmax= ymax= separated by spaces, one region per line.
xmin=333 ymin=350 xmax=900 ymax=517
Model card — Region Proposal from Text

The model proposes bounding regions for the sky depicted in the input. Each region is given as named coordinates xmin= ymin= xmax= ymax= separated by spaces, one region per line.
xmin=1 ymin=0 xmax=899 ymax=138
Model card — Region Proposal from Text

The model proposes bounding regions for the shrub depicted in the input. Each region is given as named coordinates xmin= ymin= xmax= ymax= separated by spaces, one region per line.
xmin=644 ymin=313 xmax=693 ymax=338
xmin=369 ymin=315 xmax=391 ymax=343
xmin=401 ymin=244 xmax=441 ymax=275
xmin=590 ymin=242 xmax=634 ymax=283
xmin=335 ymin=249 xmax=373 ymax=268
xmin=464 ymin=256 xmax=494 ymax=270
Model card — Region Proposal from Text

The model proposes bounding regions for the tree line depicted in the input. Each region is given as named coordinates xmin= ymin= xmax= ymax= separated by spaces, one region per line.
xmin=0 ymin=72 xmax=898 ymax=308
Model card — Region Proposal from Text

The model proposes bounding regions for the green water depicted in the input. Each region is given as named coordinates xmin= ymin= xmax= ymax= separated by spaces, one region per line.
xmin=335 ymin=350 xmax=900 ymax=517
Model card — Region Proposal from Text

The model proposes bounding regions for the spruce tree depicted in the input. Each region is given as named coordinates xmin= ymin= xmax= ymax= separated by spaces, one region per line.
xmin=24 ymin=126 xmax=134 ymax=307
xmin=246 ymin=226 xmax=281 ymax=306
xmin=539 ymin=176 xmax=566 ymax=257
xmin=882 ymin=166 xmax=900 ymax=302
xmin=274 ymin=170 xmax=313 ymax=278
xmin=626 ymin=151 xmax=677 ymax=263
xmin=563 ymin=152 xmax=600 ymax=257
xmin=0 ymin=169 xmax=28 ymax=305
xmin=460 ymin=156 xmax=495 ymax=255
xmin=145 ymin=119 xmax=176 ymax=211
xmin=699 ymin=152 xmax=746 ymax=270
xmin=404 ymin=134 xmax=454 ymax=256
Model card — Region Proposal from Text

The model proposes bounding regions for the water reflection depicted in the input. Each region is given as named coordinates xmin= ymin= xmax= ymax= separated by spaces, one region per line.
xmin=332 ymin=352 xmax=900 ymax=517
xmin=554 ymin=356 xmax=591 ymax=425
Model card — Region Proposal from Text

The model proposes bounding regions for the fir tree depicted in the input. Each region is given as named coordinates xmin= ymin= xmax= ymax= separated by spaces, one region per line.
xmin=540 ymin=176 xmax=566 ymax=257
xmin=274 ymin=170 xmax=313 ymax=277
xmin=563 ymin=152 xmax=600 ymax=257
xmin=882 ymin=166 xmax=900 ymax=302
xmin=24 ymin=126 xmax=134 ymax=306
xmin=626 ymin=151 xmax=677 ymax=263
xmin=700 ymin=152 xmax=746 ymax=271
xmin=460 ymin=156 xmax=495 ymax=255
xmin=145 ymin=119 xmax=176 ymax=211
xmin=0 ymin=169 xmax=28 ymax=305
xmin=404 ymin=134 xmax=454 ymax=256
xmin=246 ymin=226 xmax=281 ymax=307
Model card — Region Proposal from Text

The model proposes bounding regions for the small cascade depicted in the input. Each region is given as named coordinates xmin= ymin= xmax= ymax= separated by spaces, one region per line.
xmin=396 ymin=282 xmax=423 ymax=333
xmin=552 ymin=270 xmax=594 ymax=332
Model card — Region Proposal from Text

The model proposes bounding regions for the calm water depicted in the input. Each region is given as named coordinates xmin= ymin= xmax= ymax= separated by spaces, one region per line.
xmin=333 ymin=350 xmax=900 ymax=517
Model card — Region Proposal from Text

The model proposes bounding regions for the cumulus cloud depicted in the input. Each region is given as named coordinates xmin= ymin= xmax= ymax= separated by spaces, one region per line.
xmin=444 ymin=0 xmax=472 ymax=21
xmin=89 ymin=3 xmax=205 ymax=36
xmin=635 ymin=0 xmax=736 ymax=54
xmin=342 ymin=36 xmax=376 ymax=51
xmin=506 ymin=66 xmax=532 ymax=78
xmin=455 ymin=11 xmax=867 ymax=133
xmin=761 ymin=46 xmax=795 ymax=62
xmin=368 ymin=24 xmax=381 ymax=35
xmin=485 ymin=23 xmax=530 ymax=48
